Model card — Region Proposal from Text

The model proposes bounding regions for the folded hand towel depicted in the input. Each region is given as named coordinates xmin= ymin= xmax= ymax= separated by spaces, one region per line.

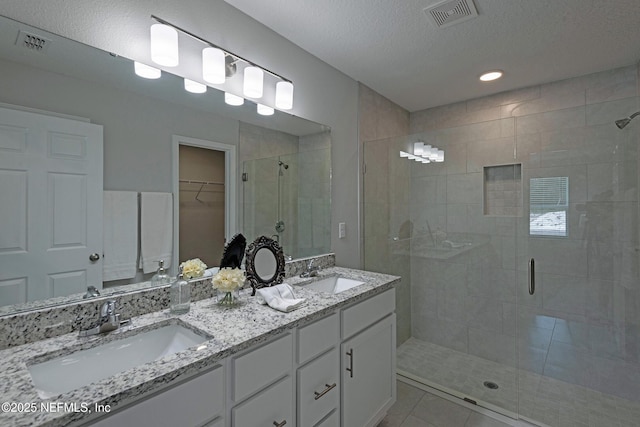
xmin=139 ymin=192 xmax=173 ymax=274
xmin=256 ymin=283 xmax=306 ymax=313
xmin=103 ymin=191 xmax=138 ymax=281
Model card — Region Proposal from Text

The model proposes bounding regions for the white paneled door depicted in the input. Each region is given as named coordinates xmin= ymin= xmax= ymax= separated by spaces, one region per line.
xmin=0 ymin=107 xmax=103 ymax=305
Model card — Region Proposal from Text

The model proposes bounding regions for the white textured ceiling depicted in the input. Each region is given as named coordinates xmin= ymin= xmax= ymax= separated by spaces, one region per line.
xmin=225 ymin=0 xmax=640 ymax=112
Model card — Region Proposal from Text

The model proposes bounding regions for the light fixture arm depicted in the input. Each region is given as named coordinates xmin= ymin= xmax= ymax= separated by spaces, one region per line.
xmin=150 ymin=15 xmax=292 ymax=84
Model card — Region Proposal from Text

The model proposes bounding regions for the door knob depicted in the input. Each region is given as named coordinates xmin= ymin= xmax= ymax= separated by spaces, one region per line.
xmin=89 ymin=253 xmax=101 ymax=262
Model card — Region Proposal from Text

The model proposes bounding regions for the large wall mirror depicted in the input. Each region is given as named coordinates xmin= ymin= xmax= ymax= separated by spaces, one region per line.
xmin=0 ymin=14 xmax=331 ymax=314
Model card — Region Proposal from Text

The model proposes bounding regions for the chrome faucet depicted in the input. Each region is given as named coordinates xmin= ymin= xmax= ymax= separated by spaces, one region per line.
xmin=300 ymin=259 xmax=320 ymax=278
xmin=83 ymin=285 xmax=101 ymax=299
xmin=78 ymin=300 xmax=127 ymax=337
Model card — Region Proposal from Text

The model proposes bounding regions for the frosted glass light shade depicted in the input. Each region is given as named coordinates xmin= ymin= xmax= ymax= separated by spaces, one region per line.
xmin=243 ymin=67 xmax=264 ymax=98
xmin=275 ymin=81 xmax=294 ymax=110
xmin=414 ymin=142 xmax=424 ymax=156
xmin=184 ymin=79 xmax=207 ymax=94
xmin=257 ymin=104 xmax=274 ymax=116
xmin=134 ymin=62 xmax=161 ymax=79
xmin=202 ymin=47 xmax=226 ymax=84
xmin=436 ymin=149 xmax=445 ymax=162
xmin=150 ymin=24 xmax=179 ymax=67
xmin=225 ymin=92 xmax=244 ymax=106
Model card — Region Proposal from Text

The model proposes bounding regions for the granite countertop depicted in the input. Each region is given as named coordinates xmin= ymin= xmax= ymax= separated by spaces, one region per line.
xmin=0 ymin=267 xmax=399 ymax=427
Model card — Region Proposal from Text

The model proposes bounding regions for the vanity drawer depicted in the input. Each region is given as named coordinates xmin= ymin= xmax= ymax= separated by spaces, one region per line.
xmin=341 ymin=289 xmax=395 ymax=340
xmin=232 ymin=375 xmax=293 ymax=427
xmin=297 ymin=347 xmax=339 ymax=427
xmin=90 ymin=365 xmax=224 ymax=427
xmin=297 ymin=311 xmax=339 ymax=364
xmin=232 ymin=333 xmax=292 ymax=402
xmin=316 ymin=409 xmax=339 ymax=427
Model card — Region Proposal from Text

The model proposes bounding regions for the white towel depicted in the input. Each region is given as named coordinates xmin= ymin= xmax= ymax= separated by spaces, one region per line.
xmin=256 ymin=283 xmax=306 ymax=313
xmin=203 ymin=267 xmax=220 ymax=278
xmin=103 ymin=191 xmax=138 ymax=281
xmin=139 ymin=192 xmax=173 ymax=274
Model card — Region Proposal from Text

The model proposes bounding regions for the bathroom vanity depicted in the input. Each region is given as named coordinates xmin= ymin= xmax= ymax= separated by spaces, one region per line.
xmin=0 ymin=266 xmax=398 ymax=427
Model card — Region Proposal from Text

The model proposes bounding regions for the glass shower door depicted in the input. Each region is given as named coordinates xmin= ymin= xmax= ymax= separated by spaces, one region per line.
xmin=515 ymin=98 xmax=640 ymax=426
xmin=364 ymin=117 xmax=521 ymax=418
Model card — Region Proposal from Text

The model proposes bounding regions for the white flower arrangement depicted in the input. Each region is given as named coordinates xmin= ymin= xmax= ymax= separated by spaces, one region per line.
xmin=212 ymin=267 xmax=245 ymax=292
xmin=180 ymin=258 xmax=207 ymax=279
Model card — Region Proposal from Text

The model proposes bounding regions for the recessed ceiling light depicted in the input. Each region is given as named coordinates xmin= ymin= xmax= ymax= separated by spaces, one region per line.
xmin=479 ymin=70 xmax=503 ymax=82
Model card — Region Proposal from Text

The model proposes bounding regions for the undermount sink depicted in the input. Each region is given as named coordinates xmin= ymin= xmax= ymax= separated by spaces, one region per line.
xmin=299 ymin=276 xmax=365 ymax=294
xmin=28 ymin=321 xmax=211 ymax=398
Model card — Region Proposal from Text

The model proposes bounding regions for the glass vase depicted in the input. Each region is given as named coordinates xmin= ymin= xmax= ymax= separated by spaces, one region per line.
xmin=217 ymin=288 xmax=240 ymax=306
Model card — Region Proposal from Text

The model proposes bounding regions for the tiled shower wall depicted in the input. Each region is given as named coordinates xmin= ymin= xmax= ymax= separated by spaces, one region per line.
xmin=239 ymin=122 xmax=299 ymax=254
xmin=297 ymin=132 xmax=332 ymax=258
xmin=239 ymin=122 xmax=332 ymax=259
xmin=406 ymin=63 xmax=640 ymax=368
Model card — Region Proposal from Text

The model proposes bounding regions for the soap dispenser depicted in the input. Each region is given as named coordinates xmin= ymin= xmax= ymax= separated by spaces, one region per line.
xmin=151 ymin=260 xmax=171 ymax=286
xmin=170 ymin=265 xmax=191 ymax=314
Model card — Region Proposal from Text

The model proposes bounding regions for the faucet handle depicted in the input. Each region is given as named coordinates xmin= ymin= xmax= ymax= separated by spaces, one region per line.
xmin=100 ymin=300 xmax=117 ymax=318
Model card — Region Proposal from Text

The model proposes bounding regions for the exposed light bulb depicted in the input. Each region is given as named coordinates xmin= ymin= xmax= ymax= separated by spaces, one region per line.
xmin=150 ymin=24 xmax=179 ymax=67
xmin=134 ymin=61 xmax=161 ymax=79
xmin=275 ymin=81 xmax=294 ymax=110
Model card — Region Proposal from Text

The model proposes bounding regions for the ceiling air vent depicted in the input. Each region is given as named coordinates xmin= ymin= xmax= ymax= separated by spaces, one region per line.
xmin=424 ymin=0 xmax=478 ymax=28
xmin=15 ymin=30 xmax=51 ymax=53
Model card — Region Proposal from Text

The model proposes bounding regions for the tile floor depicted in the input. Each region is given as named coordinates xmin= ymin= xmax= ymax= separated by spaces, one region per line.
xmin=396 ymin=338 xmax=640 ymax=427
xmin=379 ymin=380 xmax=513 ymax=427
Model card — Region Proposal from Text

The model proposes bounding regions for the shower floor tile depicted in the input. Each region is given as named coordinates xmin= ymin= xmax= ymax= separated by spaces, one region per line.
xmin=397 ymin=337 xmax=640 ymax=427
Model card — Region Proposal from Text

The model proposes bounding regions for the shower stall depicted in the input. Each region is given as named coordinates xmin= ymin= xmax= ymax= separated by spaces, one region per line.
xmin=363 ymin=97 xmax=640 ymax=426
xmin=242 ymin=147 xmax=331 ymax=259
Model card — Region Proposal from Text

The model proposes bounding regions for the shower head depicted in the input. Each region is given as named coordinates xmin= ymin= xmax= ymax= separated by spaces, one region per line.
xmin=277 ymin=160 xmax=289 ymax=176
xmin=615 ymin=111 xmax=640 ymax=129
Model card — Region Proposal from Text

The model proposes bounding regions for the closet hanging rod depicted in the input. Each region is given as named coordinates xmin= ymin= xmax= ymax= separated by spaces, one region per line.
xmin=179 ymin=179 xmax=224 ymax=186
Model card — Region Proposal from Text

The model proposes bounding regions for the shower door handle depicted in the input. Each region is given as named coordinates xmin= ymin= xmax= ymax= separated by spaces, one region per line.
xmin=528 ymin=258 xmax=535 ymax=295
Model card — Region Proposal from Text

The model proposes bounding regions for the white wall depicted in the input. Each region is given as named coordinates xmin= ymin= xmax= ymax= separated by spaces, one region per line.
xmin=2 ymin=0 xmax=361 ymax=267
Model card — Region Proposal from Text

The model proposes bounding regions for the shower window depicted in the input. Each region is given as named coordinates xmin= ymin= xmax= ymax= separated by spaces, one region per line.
xmin=529 ymin=176 xmax=569 ymax=237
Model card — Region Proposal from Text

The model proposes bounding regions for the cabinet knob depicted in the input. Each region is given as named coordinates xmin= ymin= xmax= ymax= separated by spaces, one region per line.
xmin=273 ymin=420 xmax=287 ymax=427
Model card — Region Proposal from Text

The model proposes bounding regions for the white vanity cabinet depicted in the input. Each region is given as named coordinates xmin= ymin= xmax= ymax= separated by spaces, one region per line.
xmin=340 ymin=289 xmax=396 ymax=427
xmin=86 ymin=364 xmax=225 ymax=427
xmin=230 ymin=333 xmax=294 ymax=427
xmin=296 ymin=312 xmax=341 ymax=427
xmin=74 ymin=286 xmax=395 ymax=427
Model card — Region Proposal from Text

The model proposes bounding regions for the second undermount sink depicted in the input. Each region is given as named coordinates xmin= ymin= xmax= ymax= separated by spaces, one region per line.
xmin=299 ymin=275 xmax=365 ymax=294
xmin=28 ymin=321 xmax=211 ymax=398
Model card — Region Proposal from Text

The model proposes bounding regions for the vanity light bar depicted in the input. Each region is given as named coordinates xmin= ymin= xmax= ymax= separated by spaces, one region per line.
xmin=149 ymin=15 xmax=294 ymax=110
xmin=399 ymin=143 xmax=444 ymax=165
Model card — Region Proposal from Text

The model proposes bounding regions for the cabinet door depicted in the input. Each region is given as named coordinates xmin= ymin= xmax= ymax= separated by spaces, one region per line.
xmin=232 ymin=376 xmax=293 ymax=427
xmin=341 ymin=314 xmax=396 ymax=427
xmin=298 ymin=347 xmax=339 ymax=427
xmin=89 ymin=365 xmax=224 ymax=427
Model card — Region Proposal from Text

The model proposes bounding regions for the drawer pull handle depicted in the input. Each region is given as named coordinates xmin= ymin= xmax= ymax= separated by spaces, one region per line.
xmin=314 ymin=382 xmax=337 ymax=400
xmin=346 ymin=349 xmax=354 ymax=378
xmin=273 ymin=421 xmax=287 ymax=427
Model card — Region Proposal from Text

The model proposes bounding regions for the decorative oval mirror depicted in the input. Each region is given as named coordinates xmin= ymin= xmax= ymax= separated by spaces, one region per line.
xmin=245 ymin=236 xmax=285 ymax=295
